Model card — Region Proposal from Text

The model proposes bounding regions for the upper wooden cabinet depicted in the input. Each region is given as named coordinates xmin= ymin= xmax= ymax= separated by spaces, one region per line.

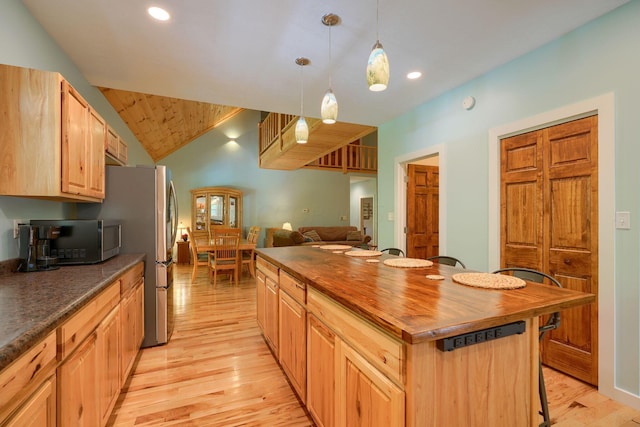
xmin=106 ymin=125 xmax=128 ymax=166
xmin=190 ymin=187 xmax=243 ymax=233
xmin=0 ymin=64 xmax=111 ymax=202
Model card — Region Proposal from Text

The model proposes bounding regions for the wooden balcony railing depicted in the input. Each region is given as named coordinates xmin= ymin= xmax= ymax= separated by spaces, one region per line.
xmin=259 ymin=112 xmax=296 ymax=154
xmin=304 ymin=143 xmax=377 ymax=174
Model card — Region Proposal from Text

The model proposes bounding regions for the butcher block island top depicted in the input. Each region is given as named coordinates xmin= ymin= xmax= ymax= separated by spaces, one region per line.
xmin=256 ymin=246 xmax=594 ymax=344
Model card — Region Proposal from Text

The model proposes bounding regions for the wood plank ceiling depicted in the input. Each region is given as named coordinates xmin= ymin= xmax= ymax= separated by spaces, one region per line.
xmin=99 ymin=88 xmax=244 ymax=162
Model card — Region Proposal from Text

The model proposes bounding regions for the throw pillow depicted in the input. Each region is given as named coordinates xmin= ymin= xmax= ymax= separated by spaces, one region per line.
xmin=303 ymin=230 xmax=322 ymax=242
xmin=290 ymin=231 xmax=306 ymax=244
xmin=346 ymin=230 xmax=362 ymax=241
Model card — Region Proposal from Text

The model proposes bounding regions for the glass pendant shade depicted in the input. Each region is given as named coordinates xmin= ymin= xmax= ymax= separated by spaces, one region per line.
xmin=295 ymin=116 xmax=309 ymax=144
xmin=321 ymin=89 xmax=338 ymax=124
xmin=367 ymin=40 xmax=389 ymax=92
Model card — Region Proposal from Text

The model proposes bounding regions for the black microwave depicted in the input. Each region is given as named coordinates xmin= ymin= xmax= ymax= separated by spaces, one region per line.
xmin=30 ymin=219 xmax=121 ymax=265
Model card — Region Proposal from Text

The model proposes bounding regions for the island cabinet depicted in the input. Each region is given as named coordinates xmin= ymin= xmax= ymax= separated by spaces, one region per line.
xmin=256 ymin=257 xmax=279 ymax=356
xmin=278 ymin=272 xmax=307 ymax=403
xmin=307 ymin=313 xmax=335 ymax=427
xmin=0 ymin=63 xmax=107 ymax=202
xmin=0 ymin=332 xmax=57 ymax=427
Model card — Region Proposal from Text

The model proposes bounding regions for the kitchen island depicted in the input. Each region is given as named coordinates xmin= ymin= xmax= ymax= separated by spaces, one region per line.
xmin=255 ymin=246 xmax=595 ymax=427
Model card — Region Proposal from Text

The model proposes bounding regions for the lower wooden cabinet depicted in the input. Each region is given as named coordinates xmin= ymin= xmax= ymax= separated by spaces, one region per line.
xmin=264 ymin=274 xmax=279 ymax=355
xmin=278 ymin=290 xmax=306 ymax=403
xmin=98 ymin=306 xmax=121 ymax=426
xmin=307 ymin=313 xmax=336 ymax=427
xmin=256 ymin=269 xmax=266 ymax=331
xmin=336 ymin=339 xmax=405 ymax=427
xmin=58 ymin=332 xmax=100 ymax=426
xmin=3 ymin=376 xmax=56 ymax=427
xmin=121 ymin=277 xmax=144 ymax=383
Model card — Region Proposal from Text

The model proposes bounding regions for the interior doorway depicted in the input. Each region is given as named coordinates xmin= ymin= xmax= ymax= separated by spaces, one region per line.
xmin=360 ymin=197 xmax=374 ymax=242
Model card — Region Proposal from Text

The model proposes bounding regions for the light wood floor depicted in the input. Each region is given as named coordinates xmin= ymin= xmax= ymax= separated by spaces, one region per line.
xmin=108 ymin=264 xmax=640 ymax=426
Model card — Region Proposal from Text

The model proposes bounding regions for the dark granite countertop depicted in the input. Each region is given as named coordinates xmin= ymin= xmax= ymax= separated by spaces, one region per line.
xmin=0 ymin=253 xmax=145 ymax=372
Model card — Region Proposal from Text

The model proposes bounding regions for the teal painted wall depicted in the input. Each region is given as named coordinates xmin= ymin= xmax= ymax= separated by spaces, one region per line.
xmin=378 ymin=1 xmax=640 ymax=402
xmin=162 ymin=109 xmax=351 ymax=247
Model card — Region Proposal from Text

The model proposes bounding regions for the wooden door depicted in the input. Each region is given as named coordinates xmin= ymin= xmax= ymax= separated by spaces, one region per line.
xmin=61 ymin=81 xmax=90 ymax=197
xmin=87 ymin=108 xmax=106 ymax=198
xmin=97 ymin=306 xmax=120 ymax=426
xmin=264 ymin=276 xmax=279 ymax=355
xmin=500 ymin=115 xmax=598 ymax=385
xmin=406 ymin=164 xmax=439 ymax=258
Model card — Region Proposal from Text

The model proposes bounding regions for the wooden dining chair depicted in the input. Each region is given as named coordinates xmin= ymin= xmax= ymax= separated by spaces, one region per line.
xmin=426 ymin=255 xmax=466 ymax=268
xmin=209 ymin=228 xmax=241 ymax=287
xmin=186 ymin=226 xmax=209 ymax=283
xmin=241 ymin=226 xmax=261 ymax=276
xmin=492 ymin=267 xmax=562 ymax=427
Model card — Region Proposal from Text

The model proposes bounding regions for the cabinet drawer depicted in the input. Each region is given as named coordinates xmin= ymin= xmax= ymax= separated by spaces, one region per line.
xmin=280 ymin=271 xmax=306 ymax=305
xmin=120 ymin=262 xmax=144 ymax=295
xmin=0 ymin=331 xmax=57 ymax=420
xmin=307 ymin=287 xmax=405 ymax=387
xmin=57 ymin=281 xmax=120 ymax=360
xmin=256 ymin=257 xmax=278 ymax=282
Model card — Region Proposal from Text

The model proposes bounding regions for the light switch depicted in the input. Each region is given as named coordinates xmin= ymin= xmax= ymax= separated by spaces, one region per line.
xmin=387 ymin=212 xmax=394 ymax=221
xmin=616 ymin=211 xmax=631 ymax=229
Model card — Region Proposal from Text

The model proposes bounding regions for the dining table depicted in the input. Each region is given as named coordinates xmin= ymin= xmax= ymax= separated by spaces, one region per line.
xmin=198 ymin=238 xmax=257 ymax=277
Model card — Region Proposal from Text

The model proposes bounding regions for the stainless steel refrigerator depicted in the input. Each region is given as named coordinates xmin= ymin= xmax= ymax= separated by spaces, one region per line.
xmin=78 ymin=165 xmax=178 ymax=347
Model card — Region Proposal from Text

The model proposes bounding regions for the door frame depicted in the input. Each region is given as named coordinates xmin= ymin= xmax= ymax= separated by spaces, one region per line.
xmin=488 ymin=93 xmax=623 ymax=404
xmin=394 ymin=144 xmax=447 ymax=254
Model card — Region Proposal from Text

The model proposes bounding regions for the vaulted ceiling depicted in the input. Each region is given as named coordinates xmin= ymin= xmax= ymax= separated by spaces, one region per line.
xmin=21 ymin=0 xmax=628 ymax=162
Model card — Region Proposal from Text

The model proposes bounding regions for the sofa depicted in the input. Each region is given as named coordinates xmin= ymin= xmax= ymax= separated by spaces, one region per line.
xmin=269 ymin=226 xmax=371 ymax=248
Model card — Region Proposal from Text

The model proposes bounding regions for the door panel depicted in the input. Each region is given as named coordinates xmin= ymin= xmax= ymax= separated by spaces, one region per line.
xmin=406 ymin=164 xmax=439 ymax=259
xmin=501 ymin=115 xmax=598 ymax=385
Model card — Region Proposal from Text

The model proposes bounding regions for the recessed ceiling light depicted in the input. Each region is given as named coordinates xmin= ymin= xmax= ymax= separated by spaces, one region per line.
xmin=148 ymin=6 xmax=170 ymax=21
xmin=407 ymin=71 xmax=422 ymax=80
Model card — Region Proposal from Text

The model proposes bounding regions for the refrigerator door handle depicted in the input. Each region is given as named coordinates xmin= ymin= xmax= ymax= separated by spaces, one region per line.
xmin=169 ymin=180 xmax=178 ymax=248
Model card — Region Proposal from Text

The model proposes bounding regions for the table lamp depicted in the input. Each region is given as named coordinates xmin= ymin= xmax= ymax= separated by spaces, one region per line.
xmin=178 ymin=222 xmax=188 ymax=241
xmin=282 ymin=222 xmax=293 ymax=231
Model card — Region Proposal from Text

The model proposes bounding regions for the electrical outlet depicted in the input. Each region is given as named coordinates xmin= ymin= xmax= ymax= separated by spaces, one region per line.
xmin=303 ymin=208 xmax=310 ymax=213
xmin=13 ymin=220 xmax=26 ymax=239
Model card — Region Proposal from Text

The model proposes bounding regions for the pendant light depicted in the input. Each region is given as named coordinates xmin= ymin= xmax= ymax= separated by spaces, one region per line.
xmin=295 ymin=57 xmax=309 ymax=144
xmin=321 ymin=13 xmax=340 ymax=124
xmin=367 ymin=0 xmax=389 ymax=91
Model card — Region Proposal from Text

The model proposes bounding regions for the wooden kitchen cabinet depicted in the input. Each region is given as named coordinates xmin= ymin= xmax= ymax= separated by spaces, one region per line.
xmin=0 ymin=332 xmax=57 ymax=427
xmin=120 ymin=263 xmax=145 ymax=384
xmin=278 ymin=287 xmax=306 ymax=402
xmin=97 ymin=306 xmax=120 ymax=426
xmin=3 ymin=376 xmax=56 ymax=427
xmin=58 ymin=331 xmax=100 ymax=426
xmin=336 ymin=339 xmax=405 ymax=427
xmin=106 ymin=125 xmax=128 ymax=166
xmin=256 ymin=257 xmax=279 ymax=356
xmin=307 ymin=313 xmax=336 ymax=427
xmin=0 ymin=64 xmax=105 ymax=202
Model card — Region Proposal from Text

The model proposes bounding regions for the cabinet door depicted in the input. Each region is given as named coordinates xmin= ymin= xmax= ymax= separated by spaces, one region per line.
xmin=336 ymin=339 xmax=404 ymax=427
xmin=61 ymin=81 xmax=90 ymax=197
xmin=98 ymin=305 xmax=120 ymax=426
xmin=88 ymin=108 xmax=106 ymax=197
xmin=4 ymin=376 xmax=56 ymax=427
xmin=264 ymin=276 xmax=279 ymax=355
xmin=120 ymin=289 xmax=137 ymax=383
xmin=256 ymin=270 xmax=266 ymax=331
xmin=58 ymin=331 xmax=99 ymax=427
xmin=134 ymin=279 xmax=145 ymax=349
xmin=307 ymin=314 xmax=335 ymax=427
xmin=279 ymin=290 xmax=306 ymax=402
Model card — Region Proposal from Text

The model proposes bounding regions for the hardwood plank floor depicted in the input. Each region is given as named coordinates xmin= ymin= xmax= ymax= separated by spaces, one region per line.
xmin=108 ymin=264 xmax=640 ymax=426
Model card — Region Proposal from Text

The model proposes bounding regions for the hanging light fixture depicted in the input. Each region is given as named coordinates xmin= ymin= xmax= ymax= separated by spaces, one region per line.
xmin=367 ymin=0 xmax=389 ymax=91
xmin=295 ymin=57 xmax=310 ymax=144
xmin=321 ymin=13 xmax=340 ymax=124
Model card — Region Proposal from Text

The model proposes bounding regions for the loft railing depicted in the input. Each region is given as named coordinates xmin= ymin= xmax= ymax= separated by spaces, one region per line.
xmin=259 ymin=112 xmax=295 ymax=154
xmin=258 ymin=112 xmax=377 ymax=174
xmin=304 ymin=143 xmax=377 ymax=174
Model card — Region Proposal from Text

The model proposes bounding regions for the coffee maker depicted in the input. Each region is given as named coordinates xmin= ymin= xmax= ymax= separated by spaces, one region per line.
xmin=18 ymin=224 xmax=62 ymax=272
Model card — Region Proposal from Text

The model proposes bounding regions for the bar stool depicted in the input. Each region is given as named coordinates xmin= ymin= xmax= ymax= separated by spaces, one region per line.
xmin=492 ymin=267 xmax=562 ymax=427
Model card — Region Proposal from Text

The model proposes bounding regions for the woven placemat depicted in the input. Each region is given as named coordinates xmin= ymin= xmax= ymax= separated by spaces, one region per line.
xmin=452 ymin=272 xmax=526 ymax=290
xmin=319 ymin=244 xmax=353 ymax=250
xmin=383 ymin=258 xmax=434 ymax=268
xmin=366 ymin=259 xmax=380 ymax=263
xmin=344 ymin=250 xmax=383 ymax=257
